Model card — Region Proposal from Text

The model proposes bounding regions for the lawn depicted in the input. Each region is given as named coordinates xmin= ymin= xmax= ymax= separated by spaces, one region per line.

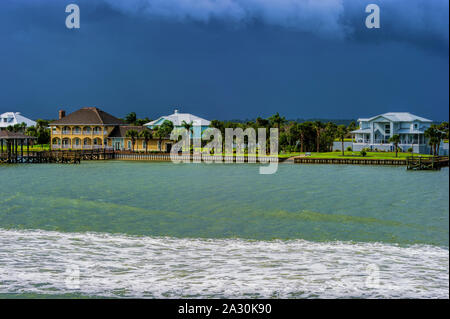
xmin=0 ymin=145 xmax=433 ymax=161
xmin=279 ymin=151 xmax=433 ymax=160
xmin=1 ymin=144 xmax=50 ymax=152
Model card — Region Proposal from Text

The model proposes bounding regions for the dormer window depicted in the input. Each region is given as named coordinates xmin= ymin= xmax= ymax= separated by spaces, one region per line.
xmin=414 ymin=123 xmax=418 ymax=129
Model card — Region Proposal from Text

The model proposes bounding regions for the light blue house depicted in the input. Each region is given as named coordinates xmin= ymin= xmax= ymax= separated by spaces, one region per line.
xmin=350 ymin=112 xmax=433 ymax=153
xmin=145 ymin=109 xmax=211 ymax=139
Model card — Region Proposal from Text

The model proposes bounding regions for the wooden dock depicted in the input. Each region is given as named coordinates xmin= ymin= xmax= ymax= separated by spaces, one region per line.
xmin=293 ymin=157 xmax=406 ymax=166
xmin=115 ymin=152 xmax=279 ymax=163
xmin=406 ymin=156 xmax=449 ymax=170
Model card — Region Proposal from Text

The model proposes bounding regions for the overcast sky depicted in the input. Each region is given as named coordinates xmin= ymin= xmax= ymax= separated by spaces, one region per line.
xmin=0 ymin=0 xmax=448 ymax=121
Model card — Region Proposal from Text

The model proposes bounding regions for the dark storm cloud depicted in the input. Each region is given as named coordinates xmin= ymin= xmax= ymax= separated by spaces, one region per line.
xmin=5 ymin=0 xmax=449 ymax=52
xmin=343 ymin=0 xmax=449 ymax=55
xmin=0 ymin=0 xmax=448 ymax=120
xmin=100 ymin=0 xmax=448 ymax=53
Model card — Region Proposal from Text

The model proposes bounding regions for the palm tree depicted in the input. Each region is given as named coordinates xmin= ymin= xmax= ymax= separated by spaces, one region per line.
xmin=389 ymin=134 xmax=401 ymax=157
xmin=313 ymin=121 xmax=324 ymax=152
xmin=337 ymin=125 xmax=349 ymax=156
xmin=125 ymin=112 xmax=137 ymax=125
xmin=26 ymin=126 xmax=38 ymax=137
xmin=154 ymin=120 xmax=174 ymax=152
xmin=181 ymin=120 xmax=194 ymax=137
xmin=348 ymin=121 xmax=358 ymax=132
xmin=324 ymin=122 xmax=337 ymax=152
xmin=297 ymin=123 xmax=308 ymax=153
xmin=268 ymin=112 xmax=286 ymax=129
xmin=125 ymin=129 xmax=139 ymax=152
xmin=139 ymin=129 xmax=152 ymax=153
xmin=428 ymin=137 xmax=439 ymax=155
xmin=36 ymin=119 xmax=49 ymax=130
xmin=26 ymin=126 xmax=38 ymax=147
xmin=425 ymin=126 xmax=439 ymax=155
xmin=438 ymin=121 xmax=449 ymax=140
xmin=181 ymin=120 xmax=194 ymax=153
xmin=436 ymin=130 xmax=444 ymax=156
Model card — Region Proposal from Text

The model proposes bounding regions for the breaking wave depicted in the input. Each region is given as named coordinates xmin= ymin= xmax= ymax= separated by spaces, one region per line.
xmin=0 ymin=228 xmax=448 ymax=298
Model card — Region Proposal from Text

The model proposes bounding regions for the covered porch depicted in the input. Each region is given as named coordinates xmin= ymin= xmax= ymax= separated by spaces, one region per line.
xmin=0 ymin=131 xmax=37 ymax=163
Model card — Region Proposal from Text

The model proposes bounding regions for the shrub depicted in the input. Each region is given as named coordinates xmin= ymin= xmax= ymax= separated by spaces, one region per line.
xmin=360 ymin=149 xmax=367 ymax=157
xmin=408 ymin=147 xmax=413 ymax=153
xmin=346 ymin=146 xmax=352 ymax=152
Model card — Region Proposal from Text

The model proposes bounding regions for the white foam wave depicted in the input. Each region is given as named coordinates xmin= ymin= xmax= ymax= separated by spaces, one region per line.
xmin=0 ymin=229 xmax=448 ymax=298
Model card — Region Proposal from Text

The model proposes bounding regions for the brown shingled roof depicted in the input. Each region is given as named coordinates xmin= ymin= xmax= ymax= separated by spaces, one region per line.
xmin=50 ymin=107 xmax=124 ymax=125
xmin=108 ymin=126 xmax=151 ymax=138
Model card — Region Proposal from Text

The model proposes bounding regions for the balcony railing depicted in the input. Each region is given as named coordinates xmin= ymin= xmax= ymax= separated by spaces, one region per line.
xmin=51 ymin=144 xmax=114 ymax=150
xmin=373 ymin=140 xmax=390 ymax=144
xmin=354 ymin=140 xmax=421 ymax=145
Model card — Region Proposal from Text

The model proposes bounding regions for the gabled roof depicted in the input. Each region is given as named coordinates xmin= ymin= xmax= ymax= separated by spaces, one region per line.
xmin=358 ymin=112 xmax=432 ymax=123
xmin=350 ymin=128 xmax=371 ymax=134
xmin=50 ymin=107 xmax=124 ymax=125
xmin=108 ymin=126 xmax=149 ymax=138
xmin=145 ymin=109 xmax=210 ymax=127
xmin=0 ymin=112 xmax=37 ymax=128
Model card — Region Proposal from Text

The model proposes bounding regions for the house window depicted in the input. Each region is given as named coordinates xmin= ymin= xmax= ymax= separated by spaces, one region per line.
xmin=128 ymin=141 xmax=132 ymax=149
xmin=385 ymin=124 xmax=390 ymax=134
xmin=414 ymin=124 xmax=418 ymax=129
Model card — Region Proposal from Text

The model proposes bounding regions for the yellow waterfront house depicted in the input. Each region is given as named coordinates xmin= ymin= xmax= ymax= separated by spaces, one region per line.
xmin=50 ymin=107 xmax=173 ymax=152
xmin=50 ymin=107 xmax=124 ymax=150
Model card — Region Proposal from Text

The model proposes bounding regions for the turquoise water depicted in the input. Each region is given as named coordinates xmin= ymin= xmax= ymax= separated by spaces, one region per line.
xmin=0 ymin=162 xmax=448 ymax=298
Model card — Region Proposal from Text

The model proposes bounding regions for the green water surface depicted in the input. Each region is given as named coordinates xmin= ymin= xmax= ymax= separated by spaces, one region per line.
xmin=0 ymin=161 xmax=448 ymax=246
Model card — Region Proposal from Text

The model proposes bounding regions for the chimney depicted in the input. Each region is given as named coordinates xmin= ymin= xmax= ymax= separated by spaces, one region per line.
xmin=59 ymin=110 xmax=66 ymax=120
xmin=174 ymin=109 xmax=178 ymax=114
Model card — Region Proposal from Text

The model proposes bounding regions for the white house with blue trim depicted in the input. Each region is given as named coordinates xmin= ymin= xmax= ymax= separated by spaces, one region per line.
xmin=144 ymin=109 xmax=210 ymax=139
xmin=0 ymin=112 xmax=36 ymax=130
xmin=351 ymin=112 xmax=433 ymax=153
